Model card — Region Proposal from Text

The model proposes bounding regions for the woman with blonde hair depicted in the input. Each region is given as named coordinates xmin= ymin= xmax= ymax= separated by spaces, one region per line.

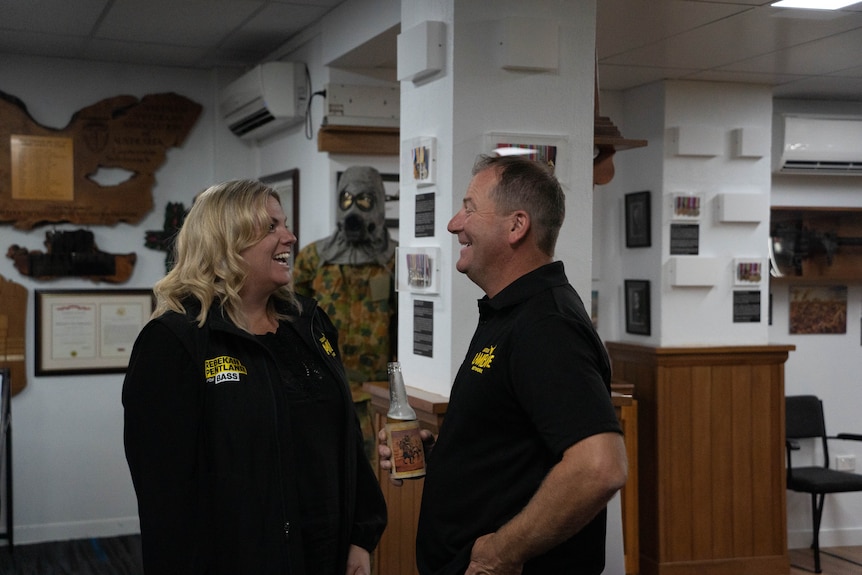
xmin=124 ymin=179 xmax=387 ymax=575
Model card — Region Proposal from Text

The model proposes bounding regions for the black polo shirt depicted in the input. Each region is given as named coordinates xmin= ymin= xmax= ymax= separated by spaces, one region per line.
xmin=417 ymin=261 xmax=621 ymax=575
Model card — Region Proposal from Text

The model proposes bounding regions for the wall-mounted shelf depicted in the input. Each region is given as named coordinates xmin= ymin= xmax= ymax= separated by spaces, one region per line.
xmin=770 ymin=206 xmax=862 ymax=282
xmin=317 ymin=125 xmax=399 ymax=155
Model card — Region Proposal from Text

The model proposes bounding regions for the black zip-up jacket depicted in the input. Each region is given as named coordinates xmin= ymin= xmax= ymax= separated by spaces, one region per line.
xmin=123 ymin=295 xmax=387 ymax=574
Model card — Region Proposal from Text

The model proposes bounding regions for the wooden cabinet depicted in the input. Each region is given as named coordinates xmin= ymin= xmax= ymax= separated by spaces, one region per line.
xmin=606 ymin=343 xmax=794 ymax=575
xmin=364 ymin=382 xmax=447 ymax=575
xmin=363 ymin=381 xmax=640 ymax=575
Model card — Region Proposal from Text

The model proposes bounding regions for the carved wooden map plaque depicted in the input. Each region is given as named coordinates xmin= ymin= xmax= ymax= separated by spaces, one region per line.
xmin=0 ymin=91 xmax=202 ymax=229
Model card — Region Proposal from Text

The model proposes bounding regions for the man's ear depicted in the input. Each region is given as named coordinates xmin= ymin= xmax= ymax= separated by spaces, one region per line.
xmin=508 ymin=210 xmax=530 ymax=243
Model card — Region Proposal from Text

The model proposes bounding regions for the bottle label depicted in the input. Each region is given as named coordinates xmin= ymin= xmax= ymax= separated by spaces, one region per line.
xmin=385 ymin=420 xmax=426 ymax=479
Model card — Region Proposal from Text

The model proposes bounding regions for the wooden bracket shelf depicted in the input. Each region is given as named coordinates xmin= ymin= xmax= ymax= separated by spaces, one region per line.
xmin=317 ymin=125 xmax=399 ymax=155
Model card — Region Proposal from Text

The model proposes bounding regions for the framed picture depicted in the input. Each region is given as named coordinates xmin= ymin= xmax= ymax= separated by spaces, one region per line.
xmin=404 ymin=137 xmax=437 ymax=187
xmin=625 ymin=191 xmax=651 ymax=248
xmin=35 ymin=289 xmax=154 ymax=376
xmin=624 ymin=280 xmax=651 ymax=335
xmin=380 ymin=172 xmax=400 ymax=230
xmin=671 ymin=192 xmax=702 ymax=221
xmin=734 ymin=258 xmax=764 ymax=286
xmin=0 ymin=366 xmax=9 ymax=435
xmin=395 ymin=246 xmax=440 ymax=294
xmin=260 ymin=168 xmax=300 ymax=241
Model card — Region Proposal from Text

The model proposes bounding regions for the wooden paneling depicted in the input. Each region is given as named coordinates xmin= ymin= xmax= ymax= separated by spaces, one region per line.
xmin=365 ymin=382 xmax=446 ymax=575
xmin=317 ymin=125 xmax=399 ymax=155
xmin=606 ymin=343 xmax=794 ymax=575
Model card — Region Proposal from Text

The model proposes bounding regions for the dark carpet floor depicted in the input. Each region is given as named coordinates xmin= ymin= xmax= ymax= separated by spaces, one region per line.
xmin=0 ymin=535 xmax=142 ymax=575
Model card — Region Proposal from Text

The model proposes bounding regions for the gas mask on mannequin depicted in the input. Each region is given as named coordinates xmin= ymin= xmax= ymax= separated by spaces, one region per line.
xmin=318 ymin=166 xmax=395 ymax=266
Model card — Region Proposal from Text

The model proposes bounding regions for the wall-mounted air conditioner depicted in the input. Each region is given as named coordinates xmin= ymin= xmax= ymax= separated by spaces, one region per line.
xmin=220 ymin=62 xmax=308 ymax=141
xmin=778 ymin=115 xmax=862 ymax=175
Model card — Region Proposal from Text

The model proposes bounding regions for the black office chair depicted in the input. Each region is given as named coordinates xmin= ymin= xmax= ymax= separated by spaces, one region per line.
xmin=785 ymin=395 xmax=862 ymax=573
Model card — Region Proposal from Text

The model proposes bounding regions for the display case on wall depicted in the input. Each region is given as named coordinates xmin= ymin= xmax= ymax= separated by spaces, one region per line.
xmin=770 ymin=207 xmax=862 ymax=282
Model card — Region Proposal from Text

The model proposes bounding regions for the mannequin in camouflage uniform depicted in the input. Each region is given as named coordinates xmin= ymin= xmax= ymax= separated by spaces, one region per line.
xmin=293 ymin=166 xmax=397 ymax=451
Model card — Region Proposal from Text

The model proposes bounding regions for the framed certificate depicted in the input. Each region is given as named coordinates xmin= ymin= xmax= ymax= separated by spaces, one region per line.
xmin=35 ymin=289 xmax=154 ymax=375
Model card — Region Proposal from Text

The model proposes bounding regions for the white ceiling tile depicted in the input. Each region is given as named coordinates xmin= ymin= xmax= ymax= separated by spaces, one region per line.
xmin=0 ymin=29 xmax=89 ymax=59
xmin=218 ymin=2 xmax=327 ymax=54
xmin=82 ymin=38 xmax=210 ymax=68
xmin=0 ymin=0 xmax=107 ymax=35
xmin=0 ymin=0 xmax=859 ymax=100
xmin=597 ymin=0 xmax=751 ymax=59
xmin=597 ymin=63 xmax=699 ymax=91
xmin=603 ymin=5 xmax=862 ymax=70
xmin=773 ymin=75 xmax=862 ymax=98
xmin=721 ymin=28 xmax=862 ymax=75
xmin=95 ymin=0 xmax=265 ymax=46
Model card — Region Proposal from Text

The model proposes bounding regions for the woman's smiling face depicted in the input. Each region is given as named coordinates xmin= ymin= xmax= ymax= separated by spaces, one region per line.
xmin=239 ymin=195 xmax=297 ymax=298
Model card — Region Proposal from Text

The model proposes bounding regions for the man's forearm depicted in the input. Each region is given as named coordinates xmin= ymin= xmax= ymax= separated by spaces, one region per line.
xmin=468 ymin=432 xmax=628 ymax=572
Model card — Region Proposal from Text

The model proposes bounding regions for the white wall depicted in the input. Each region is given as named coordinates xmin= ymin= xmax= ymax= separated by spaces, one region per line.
xmin=0 ymin=0 xmax=404 ymax=545
xmin=397 ymin=0 xmax=598 ymax=397
xmin=257 ymin=0 xmax=401 ymax=249
xmin=596 ymin=84 xmax=862 ymax=548
xmin=770 ymin=98 xmax=862 ymax=549
xmin=0 ymin=54 xmax=245 ymax=543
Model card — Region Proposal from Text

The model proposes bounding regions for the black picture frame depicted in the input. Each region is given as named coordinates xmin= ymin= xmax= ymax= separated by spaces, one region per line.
xmin=625 ymin=191 xmax=651 ymax=248
xmin=260 ymin=168 xmax=300 ymax=242
xmin=624 ymin=280 xmax=651 ymax=335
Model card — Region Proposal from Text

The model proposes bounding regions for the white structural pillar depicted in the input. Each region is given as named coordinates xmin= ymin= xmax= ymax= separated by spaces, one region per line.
xmin=397 ymin=1 xmax=623 ymax=572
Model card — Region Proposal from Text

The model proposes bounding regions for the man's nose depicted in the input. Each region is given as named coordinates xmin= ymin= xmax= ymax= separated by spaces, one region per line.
xmin=447 ymin=211 xmax=463 ymax=234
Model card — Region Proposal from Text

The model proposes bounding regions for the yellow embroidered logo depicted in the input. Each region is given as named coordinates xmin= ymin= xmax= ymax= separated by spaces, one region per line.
xmin=318 ymin=334 xmax=336 ymax=357
xmin=471 ymin=345 xmax=496 ymax=373
xmin=205 ymin=355 xmax=248 ymax=384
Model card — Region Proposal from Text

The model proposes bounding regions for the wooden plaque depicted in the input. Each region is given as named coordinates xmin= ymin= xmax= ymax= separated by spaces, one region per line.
xmin=0 ymin=90 xmax=202 ymax=229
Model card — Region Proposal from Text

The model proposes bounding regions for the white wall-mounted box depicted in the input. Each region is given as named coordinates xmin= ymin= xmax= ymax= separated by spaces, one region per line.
xmin=495 ymin=17 xmax=559 ymax=72
xmin=715 ymin=193 xmax=768 ymax=223
xmin=398 ymin=21 xmax=446 ymax=83
xmin=670 ymin=125 xmax=723 ymax=157
xmin=731 ymin=127 xmax=768 ymax=158
xmin=668 ymin=256 xmax=721 ymax=287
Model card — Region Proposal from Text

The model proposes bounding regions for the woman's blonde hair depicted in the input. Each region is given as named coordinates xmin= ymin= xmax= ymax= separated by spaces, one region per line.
xmin=152 ymin=179 xmax=300 ymax=330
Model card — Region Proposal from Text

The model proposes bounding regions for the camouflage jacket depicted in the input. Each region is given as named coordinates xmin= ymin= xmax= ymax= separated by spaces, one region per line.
xmin=293 ymin=241 xmax=397 ymax=389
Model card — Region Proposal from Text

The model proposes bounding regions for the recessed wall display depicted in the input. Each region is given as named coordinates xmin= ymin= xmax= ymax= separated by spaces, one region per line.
xmin=624 ymin=280 xmax=651 ymax=336
xmin=396 ymin=247 xmax=440 ymax=294
xmin=734 ymin=258 xmax=764 ymax=286
xmin=625 ymin=191 xmax=651 ymax=248
xmin=413 ymin=299 xmax=433 ymax=358
xmin=672 ymin=193 xmax=702 ymax=220
xmin=733 ymin=290 xmax=761 ymax=323
xmin=789 ymin=285 xmax=847 ymax=334
xmin=415 ymin=191 xmax=436 ymax=238
xmin=485 ymin=132 xmax=568 ymax=182
xmin=669 ymin=223 xmax=699 ymax=255
xmin=405 ymin=137 xmax=437 ymax=186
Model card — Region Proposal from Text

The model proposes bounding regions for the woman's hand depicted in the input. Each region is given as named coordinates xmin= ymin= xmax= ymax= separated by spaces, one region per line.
xmin=346 ymin=544 xmax=370 ymax=575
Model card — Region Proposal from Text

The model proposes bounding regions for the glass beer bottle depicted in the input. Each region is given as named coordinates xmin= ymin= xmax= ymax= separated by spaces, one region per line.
xmin=385 ymin=361 xmax=426 ymax=479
